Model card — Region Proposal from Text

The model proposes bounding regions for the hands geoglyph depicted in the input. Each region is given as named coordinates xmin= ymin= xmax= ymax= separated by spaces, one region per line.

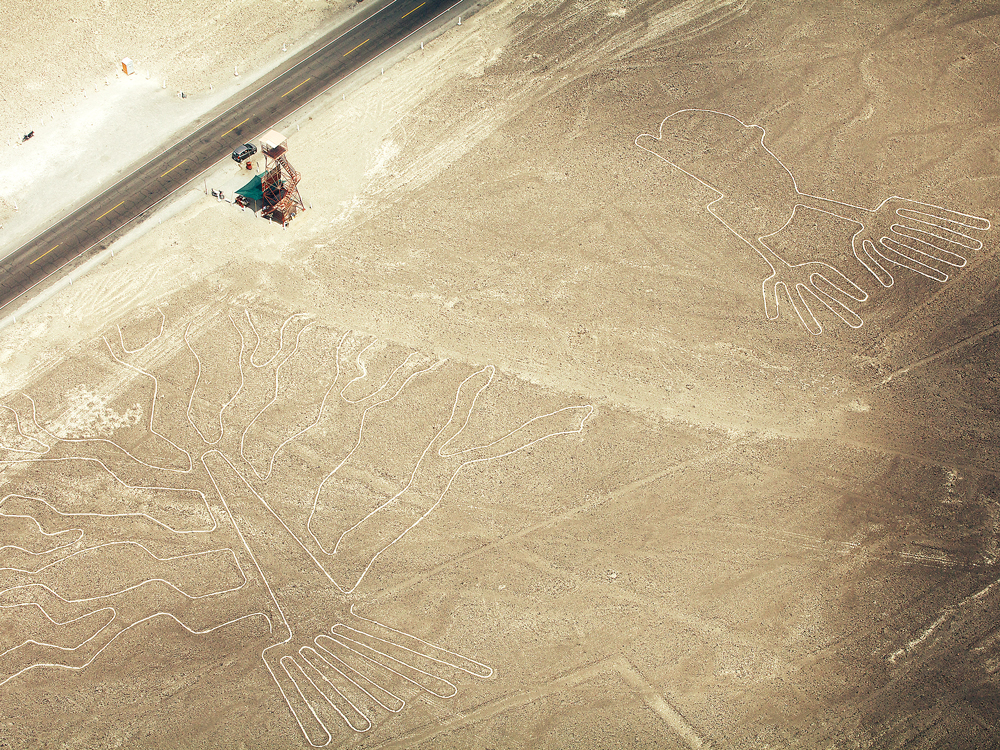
xmin=0 ymin=306 xmax=593 ymax=745
xmin=636 ymin=109 xmax=991 ymax=334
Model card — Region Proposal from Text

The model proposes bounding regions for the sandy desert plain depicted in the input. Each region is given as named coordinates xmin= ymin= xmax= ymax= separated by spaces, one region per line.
xmin=1 ymin=0 xmax=999 ymax=747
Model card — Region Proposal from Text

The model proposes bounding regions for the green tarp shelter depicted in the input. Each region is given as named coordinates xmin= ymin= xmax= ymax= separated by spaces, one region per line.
xmin=236 ymin=174 xmax=263 ymax=202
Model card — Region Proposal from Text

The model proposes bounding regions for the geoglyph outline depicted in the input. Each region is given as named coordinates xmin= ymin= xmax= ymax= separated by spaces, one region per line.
xmin=0 ymin=305 xmax=593 ymax=745
xmin=635 ymin=108 xmax=991 ymax=334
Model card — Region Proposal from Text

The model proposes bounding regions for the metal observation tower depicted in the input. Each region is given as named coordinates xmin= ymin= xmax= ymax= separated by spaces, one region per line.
xmin=259 ymin=130 xmax=304 ymax=226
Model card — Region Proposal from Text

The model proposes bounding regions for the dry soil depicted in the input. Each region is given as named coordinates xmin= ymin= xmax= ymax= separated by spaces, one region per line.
xmin=1 ymin=0 xmax=999 ymax=748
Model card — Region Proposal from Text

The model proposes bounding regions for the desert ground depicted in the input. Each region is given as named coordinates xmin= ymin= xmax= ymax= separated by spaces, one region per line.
xmin=1 ymin=0 xmax=999 ymax=748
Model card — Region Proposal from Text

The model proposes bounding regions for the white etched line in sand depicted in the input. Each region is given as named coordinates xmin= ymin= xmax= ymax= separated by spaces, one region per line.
xmin=321 ymin=629 xmax=461 ymax=698
xmin=1 ymin=304 xmax=592 ymax=746
xmin=308 ymin=362 xmax=594 ymax=594
xmin=59 ymin=336 xmax=196 ymax=472
xmin=636 ymin=109 xmax=990 ymax=334
xmin=246 ymin=310 xmax=313 ymax=368
xmin=891 ymin=575 xmax=1000 ymax=663
xmin=616 ymin=658 xmax=711 ymax=749
xmin=238 ymin=317 xmax=319 ymax=476
xmin=0 ymin=496 xmax=83 ymax=556
xmin=204 ymin=450 xmax=500 ymax=746
xmin=0 ymin=601 xmax=270 ymax=689
xmin=348 ymin=607 xmax=494 ymax=679
xmin=888 ymin=610 xmax=952 ymax=664
xmin=115 ymin=306 xmax=166 ymax=355
xmin=185 ymin=312 xmax=250 ymax=446
xmin=305 ymin=639 xmax=407 ymax=713
xmin=1 ymin=400 xmax=217 ymax=534
xmin=1 ymin=540 xmax=242 ymax=587
xmin=880 ymin=320 xmax=1000 ymax=385
xmin=0 ymin=490 xmax=211 ymax=537
xmin=0 ymin=538 xmax=270 ymax=688
xmin=239 ymin=330 xmax=439 ymax=483
xmin=0 ymin=405 xmax=49 ymax=456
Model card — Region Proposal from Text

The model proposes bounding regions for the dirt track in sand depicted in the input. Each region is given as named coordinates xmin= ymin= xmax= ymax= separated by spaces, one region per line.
xmin=1 ymin=0 xmax=1000 ymax=747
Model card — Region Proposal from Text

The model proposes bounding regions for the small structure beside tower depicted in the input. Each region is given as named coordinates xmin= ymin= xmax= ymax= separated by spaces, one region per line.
xmin=259 ymin=130 xmax=304 ymax=226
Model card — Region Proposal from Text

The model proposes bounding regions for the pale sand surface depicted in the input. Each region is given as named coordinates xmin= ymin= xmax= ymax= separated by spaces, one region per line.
xmin=1 ymin=1 xmax=999 ymax=748
xmin=0 ymin=0 xmax=358 ymax=249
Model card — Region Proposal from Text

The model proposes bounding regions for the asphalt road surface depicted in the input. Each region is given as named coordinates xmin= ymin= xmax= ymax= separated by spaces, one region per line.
xmin=0 ymin=0 xmax=465 ymax=313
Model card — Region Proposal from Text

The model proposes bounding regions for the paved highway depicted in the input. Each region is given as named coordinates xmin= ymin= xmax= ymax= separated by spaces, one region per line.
xmin=0 ymin=0 xmax=465 ymax=312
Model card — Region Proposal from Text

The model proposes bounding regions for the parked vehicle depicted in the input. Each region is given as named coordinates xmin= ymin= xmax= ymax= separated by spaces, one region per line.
xmin=232 ymin=142 xmax=257 ymax=162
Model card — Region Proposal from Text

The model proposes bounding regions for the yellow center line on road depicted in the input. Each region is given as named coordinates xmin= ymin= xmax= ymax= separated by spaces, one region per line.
xmin=344 ymin=38 xmax=370 ymax=56
xmin=160 ymin=159 xmax=188 ymax=178
xmin=94 ymin=201 xmax=125 ymax=222
xmin=402 ymin=2 xmax=425 ymax=18
xmin=30 ymin=244 xmax=60 ymax=265
xmin=281 ymin=78 xmax=311 ymax=98
xmin=222 ymin=118 xmax=250 ymax=138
